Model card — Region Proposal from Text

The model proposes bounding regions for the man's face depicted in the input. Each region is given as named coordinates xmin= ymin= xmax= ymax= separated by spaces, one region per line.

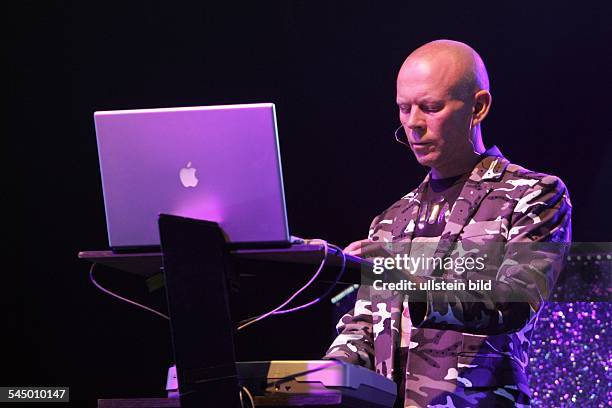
xmin=396 ymin=59 xmax=474 ymax=171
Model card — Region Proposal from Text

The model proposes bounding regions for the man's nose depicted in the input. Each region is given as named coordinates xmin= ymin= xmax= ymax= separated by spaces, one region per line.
xmin=404 ymin=107 xmax=426 ymax=131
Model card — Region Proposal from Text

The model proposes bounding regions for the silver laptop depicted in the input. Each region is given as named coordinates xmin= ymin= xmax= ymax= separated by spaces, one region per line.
xmin=94 ymin=103 xmax=290 ymax=250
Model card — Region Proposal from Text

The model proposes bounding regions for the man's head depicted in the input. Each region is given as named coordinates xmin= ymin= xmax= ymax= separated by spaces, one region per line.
xmin=396 ymin=39 xmax=492 ymax=178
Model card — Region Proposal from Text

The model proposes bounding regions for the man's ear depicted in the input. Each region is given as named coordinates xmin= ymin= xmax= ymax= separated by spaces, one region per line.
xmin=471 ymin=90 xmax=492 ymax=127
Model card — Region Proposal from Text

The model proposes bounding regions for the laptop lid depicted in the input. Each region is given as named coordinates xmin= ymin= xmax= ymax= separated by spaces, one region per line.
xmin=94 ymin=103 xmax=290 ymax=250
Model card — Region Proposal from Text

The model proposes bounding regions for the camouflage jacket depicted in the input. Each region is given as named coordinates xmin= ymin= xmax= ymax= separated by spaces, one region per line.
xmin=324 ymin=147 xmax=572 ymax=407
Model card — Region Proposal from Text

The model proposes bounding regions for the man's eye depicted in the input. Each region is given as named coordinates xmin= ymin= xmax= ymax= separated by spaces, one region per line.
xmin=399 ymin=106 xmax=411 ymax=114
xmin=422 ymin=105 xmax=442 ymax=113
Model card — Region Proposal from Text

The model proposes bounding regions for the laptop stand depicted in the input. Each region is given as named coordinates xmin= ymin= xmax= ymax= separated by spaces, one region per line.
xmin=81 ymin=214 xmax=371 ymax=408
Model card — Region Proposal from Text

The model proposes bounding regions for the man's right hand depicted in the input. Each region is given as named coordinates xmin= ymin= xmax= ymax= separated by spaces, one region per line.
xmin=344 ymin=239 xmax=393 ymax=258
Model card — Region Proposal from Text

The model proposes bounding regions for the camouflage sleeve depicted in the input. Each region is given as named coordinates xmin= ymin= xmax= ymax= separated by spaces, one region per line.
xmin=417 ymin=175 xmax=572 ymax=334
xmin=323 ymin=213 xmax=385 ymax=367
xmin=323 ymin=284 xmax=375 ymax=369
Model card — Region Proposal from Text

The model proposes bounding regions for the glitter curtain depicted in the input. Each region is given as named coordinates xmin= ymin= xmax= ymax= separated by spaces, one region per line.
xmin=528 ymin=302 xmax=611 ymax=407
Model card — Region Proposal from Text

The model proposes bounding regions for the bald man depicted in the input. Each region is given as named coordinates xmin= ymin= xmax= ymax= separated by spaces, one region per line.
xmin=324 ymin=40 xmax=571 ymax=407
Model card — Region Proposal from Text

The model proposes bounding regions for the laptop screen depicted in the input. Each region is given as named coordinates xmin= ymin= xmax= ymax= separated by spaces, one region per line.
xmin=94 ymin=103 xmax=290 ymax=250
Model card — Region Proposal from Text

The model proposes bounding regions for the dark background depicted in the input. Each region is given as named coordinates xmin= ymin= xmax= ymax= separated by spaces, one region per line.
xmin=16 ymin=1 xmax=610 ymax=407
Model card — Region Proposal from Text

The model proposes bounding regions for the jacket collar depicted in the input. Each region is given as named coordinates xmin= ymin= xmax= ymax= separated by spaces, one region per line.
xmin=421 ymin=145 xmax=507 ymax=184
xmin=468 ymin=145 xmax=507 ymax=182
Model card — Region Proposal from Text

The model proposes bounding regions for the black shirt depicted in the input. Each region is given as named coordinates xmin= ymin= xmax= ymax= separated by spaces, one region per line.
xmin=412 ymin=172 xmax=471 ymax=238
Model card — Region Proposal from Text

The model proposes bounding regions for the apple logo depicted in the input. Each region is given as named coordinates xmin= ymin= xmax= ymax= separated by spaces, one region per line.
xmin=179 ymin=162 xmax=199 ymax=187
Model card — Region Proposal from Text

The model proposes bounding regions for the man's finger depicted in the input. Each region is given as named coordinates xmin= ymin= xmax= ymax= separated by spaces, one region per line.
xmin=343 ymin=239 xmax=369 ymax=255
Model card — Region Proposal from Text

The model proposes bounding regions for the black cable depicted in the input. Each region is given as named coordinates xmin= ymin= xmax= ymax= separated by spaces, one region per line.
xmin=89 ymin=263 xmax=170 ymax=320
xmin=273 ymin=243 xmax=347 ymax=314
xmin=237 ymin=241 xmax=347 ymax=328
xmin=241 ymin=386 xmax=255 ymax=408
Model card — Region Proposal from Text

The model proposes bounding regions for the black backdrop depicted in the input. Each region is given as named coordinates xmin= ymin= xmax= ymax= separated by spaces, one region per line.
xmin=16 ymin=2 xmax=610 ymax=407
